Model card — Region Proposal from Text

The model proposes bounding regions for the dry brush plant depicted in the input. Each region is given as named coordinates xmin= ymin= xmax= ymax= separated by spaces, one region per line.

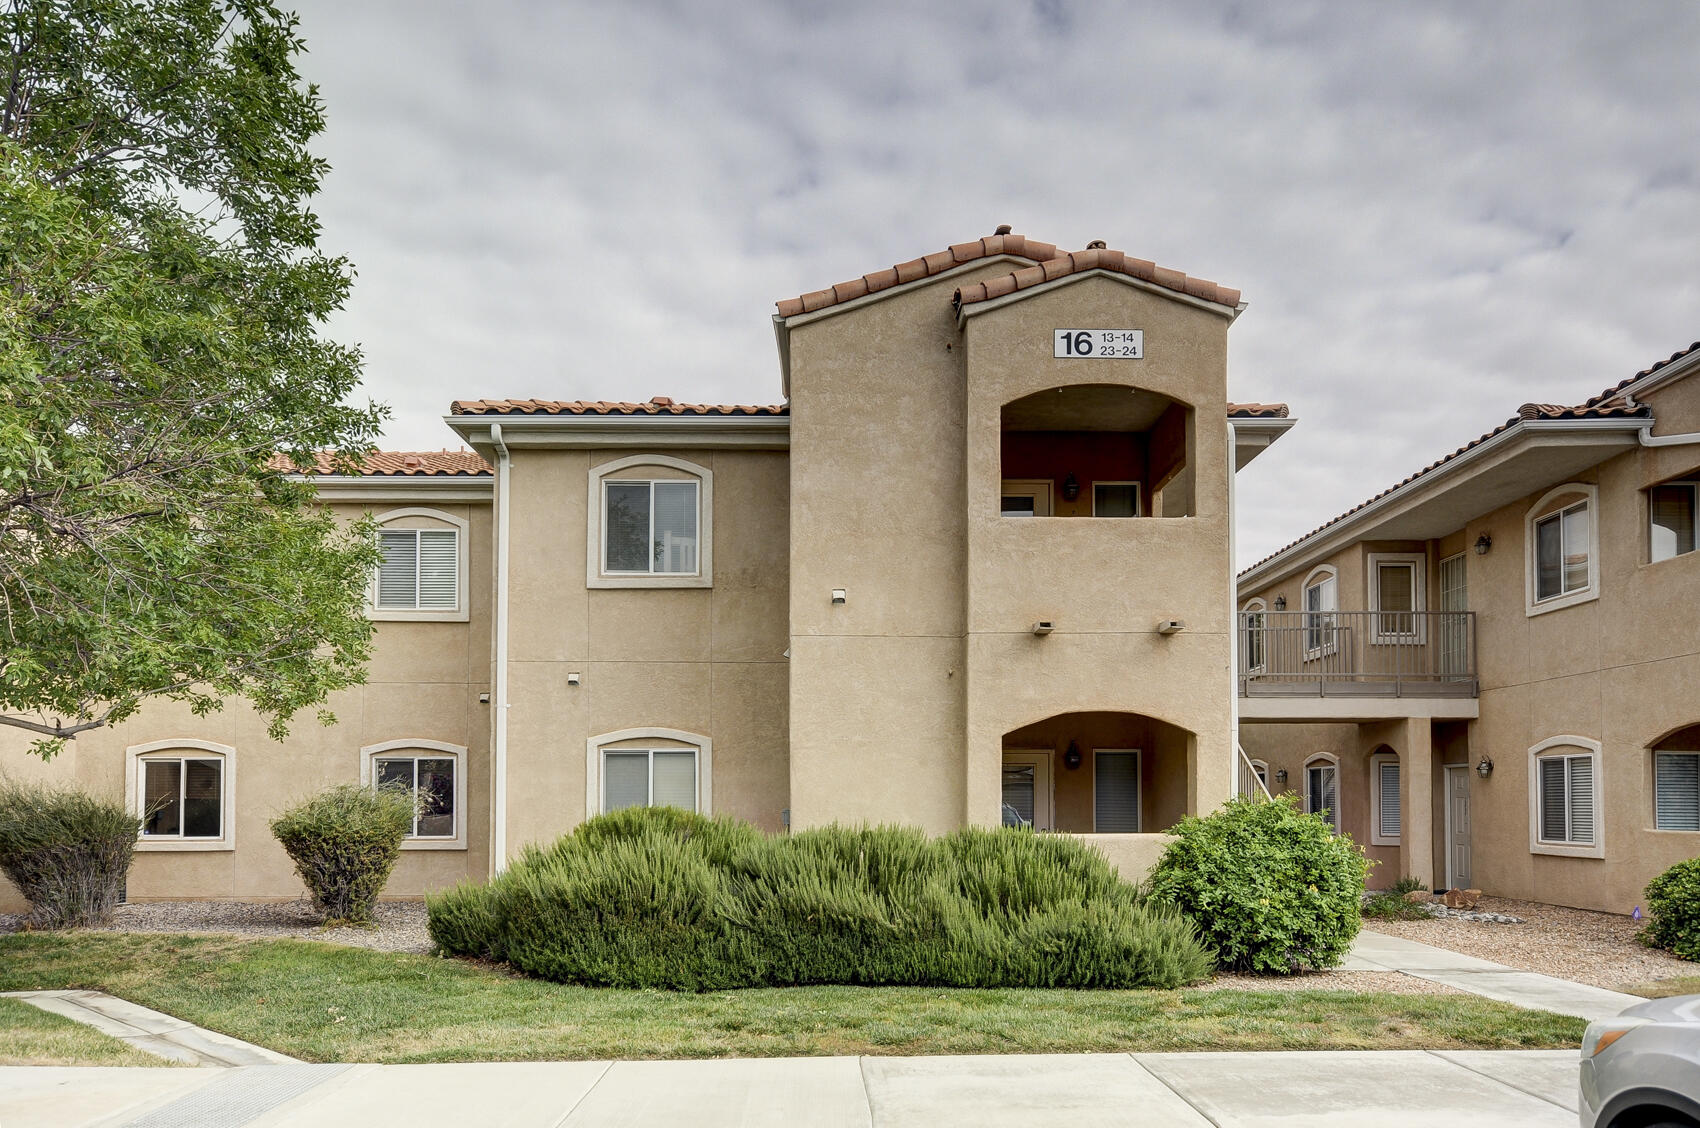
xmin=0 ymin=778 xmax=141 ymax=928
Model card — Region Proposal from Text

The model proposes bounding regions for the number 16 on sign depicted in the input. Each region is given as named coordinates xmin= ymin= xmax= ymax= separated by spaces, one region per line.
xmin=1054 ymin=329 xmax=1144 ymax=359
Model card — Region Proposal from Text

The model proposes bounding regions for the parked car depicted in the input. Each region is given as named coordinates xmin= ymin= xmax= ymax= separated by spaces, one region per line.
xmin=1580 ymin=994 xmax=1700 ymax=1128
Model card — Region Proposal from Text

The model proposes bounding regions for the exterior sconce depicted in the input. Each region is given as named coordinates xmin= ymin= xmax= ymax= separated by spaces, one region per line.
xmin=1273 ymin=596 xmax=1287 ymax=611
xmin=1476 ymin=756 xmax=1494 ymax=778
xmin=1062 ymin=473 xmax=1081 ymax=502
xmin=1274 ymin=768 xmax=1288 ymax=786
xmin=831 ymin=589 xmax=847 ymax=604
xmin=1063 ymin=741 xmax=1083 ymax=770
xmin=1474 ymin=534 xmax=1492 ymax=556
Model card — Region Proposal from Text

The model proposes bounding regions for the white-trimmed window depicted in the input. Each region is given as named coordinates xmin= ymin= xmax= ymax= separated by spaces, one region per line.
xmin=1528 ymin=736 xmax=1604 ymax=858
xmin=1301 ymin=566 xmax=1338 ymax=657
xmin=586 ymin=728 xmax=712 ymax=816
xmin=1092 ymin=482 xmax=1141 ymax=518
xmin=1655 ymin=751 xmax=1700 ymax=831
xmin=1304 ymin=754 xmax=1340 ymax=834
xmin=1526 ymin=484 xmax=1599 ymax=615
xmin=1000 ymin=479 xmax=1053 ymax=517
xmin=588 ymin=456 xmax=712 ymax=588
xmin=1093 ymin=749 xmax=1141 ymax=832
xmin=126 ymin=740 xmax=236 ymax=851
xmin=1369 ymin=553 xmax=1427 ymax=643
xmin=1370 ymin=752 xmax=1401 ymax=845
xmin=362 ymin=740 xmax=467 ymax=849
xmin=370 ymin=508 xmax=469 ymax=621
xmin=1242 ymin=598 xmax=1267 ymax=674
xmin=1650 ymin=481 xmax=1698 ymax=563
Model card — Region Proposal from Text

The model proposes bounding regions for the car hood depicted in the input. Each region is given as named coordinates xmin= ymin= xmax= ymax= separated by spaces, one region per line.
xmin=1622 ymin=994 xmax=1700 ymax=1024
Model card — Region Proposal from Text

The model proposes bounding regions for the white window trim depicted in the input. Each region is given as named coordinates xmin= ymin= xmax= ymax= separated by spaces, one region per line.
xmin=1527 ymin=735 xmax=1605 ymax=859
xmin=360 ymin=739 xmax=468 ymax=851
xmin=1649 ymin=480 xmax=1698 ymax=564
xmin=1250 ymin=759 xmax=1270 ymax=789
xmin=1369 ymin=752 xmax=1401 ymax=846
xmin=1303 ymin=752 xmax=1341 ymax=834
xmin=1090 ymin=747 xmax=1142 ymax=833
xmin=369 ymin=507 xmax=470 ymax=622
xmin=1367 ymin=552 xmax=1428 ymax=644
xmin=1090 ymin=481 xmax=1143 ymax=517
xmin=1525 ymin=484 xmax=1600 ymax=617
xmin=1301 ymin=565 xmax=1339 ymax=659
xmin=587 ymin=455 xmax=713 ymax=588
xmin=125 ymin=739 xmax=236 ymax=852
xmin=999 ymin=479 xmax=1054 ymax=517
xmin=585 ymin=728 xmax=713 ymax=816
xmin=1653 ymin=749 xmax=1700 ymax=832
xmin=1241 ymin=598 xmax=1268 ymax=674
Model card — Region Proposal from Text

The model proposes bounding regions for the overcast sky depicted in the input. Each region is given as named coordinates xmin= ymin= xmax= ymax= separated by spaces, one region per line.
xmin=289 ymin=0 xmax=1699 ymax=568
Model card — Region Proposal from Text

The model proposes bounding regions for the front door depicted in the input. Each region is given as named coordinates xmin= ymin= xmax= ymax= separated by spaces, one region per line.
xmin=1001 ymin=751 xmax=1053 ymax=830
xmin=1445 ymin=765 xmax=1472 ymax=889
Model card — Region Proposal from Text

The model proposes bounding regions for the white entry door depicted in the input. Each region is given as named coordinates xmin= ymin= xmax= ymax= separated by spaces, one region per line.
xmin=1445 ymin=765 xmax=1472 ymax=889
xmin=1001 ymin=751 xmax=1054 ymax=830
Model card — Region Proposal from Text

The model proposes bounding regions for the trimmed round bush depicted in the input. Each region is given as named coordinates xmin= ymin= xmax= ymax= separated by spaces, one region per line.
xmin=270 ymin=783 xmax=414 ymax=923
xmin=427 ymin=807 xmax=1214 ymax=990
xmin=0 ymin=778 xmax=140 ymax=928
xmin=1146 ymin=795 xmax=1368 ymax=974
xmin=1642 ymin=857 xmax=1700 ymax=961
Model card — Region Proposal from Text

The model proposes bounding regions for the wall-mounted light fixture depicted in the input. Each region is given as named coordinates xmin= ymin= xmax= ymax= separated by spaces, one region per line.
xmin=1062 ymin=472 xmax=1081 ymax=502
xmin=1476 ymin=756 xmax=1494 ymax=778
xmin=831 ymin=588 xmax=847 ymax=604
xmin=1063 ymin=741 xmax=1083 ymax=770
xmin=566 ymin=672 xmax=581 ymax=687
xmin=1031 ymin=621 xmax=1054 ymax=636
xmin=1273 ymin=596 xmax=1287 ymax=611
xmin=1474 ymin=534 xmax=1492 ymax=556
xmin=1275 ymin=767 xmax=1288 ymax=786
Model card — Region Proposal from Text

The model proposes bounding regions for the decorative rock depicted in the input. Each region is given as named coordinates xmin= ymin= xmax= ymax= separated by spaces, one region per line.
xmin=1403 ymin=890 xmax=1434 ymax=904
xmin=1443 ymin=888 xmax=1483 ymax=910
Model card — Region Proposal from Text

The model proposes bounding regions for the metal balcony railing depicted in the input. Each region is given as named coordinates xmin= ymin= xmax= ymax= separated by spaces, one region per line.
xmin=1237 ymin=610 xmax=1477 ymax=698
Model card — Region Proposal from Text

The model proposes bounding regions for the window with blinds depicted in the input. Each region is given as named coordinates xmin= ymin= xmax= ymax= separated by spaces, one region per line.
xmin=141 ymin=757 xmax=223 ymax=839
xmin=602 ymin=749 xmax=699 ymax=813
xmin=1650 ymin=482 xmax=1697 ymax=563
xmin=1376 ymin=759 xmax=1401 ymax=840
xmin=1001 ymin=764 xmax=1036 ymax=827
xmin=1537 ymin=753 xmax=1596 ymax=845
xmin=1655 ymin=752 xmax=1700 ymax=831
xmin=376 ymin=528 xmax=458 ymax=610
xmin=603 ymin=480 xmax=699 ymax=575
xmin=1093 ymin=751 xmax=1140 ymax=833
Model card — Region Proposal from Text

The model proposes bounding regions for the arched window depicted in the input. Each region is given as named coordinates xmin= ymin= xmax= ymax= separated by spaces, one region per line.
xmin=586 ymin=728 xmax=713 ymax=815
xmin=587 ymin=455 xmax=713 ymax=588
xmin=1300 ymin=566 xmax=1339 ymax=657
xmin=1652 ymin=724 xmax=1700 ymax=832
xmin=361 ymin=739 xmax=468 ymax=850
xmin=1241 ymin=598 xmax=1268 ymax=674
xmin=1303 ymin=753 xmax=1340 ymax=834
xmin=370 ymin=507 xmax=469 ymax=621
xmin=1369 ymin=749 xmax=1400 ymax=845
xmin=1525 ymin=484 xmax=1599 ymax=615
xmin=1528 ymin=736 xmax=1604 ymax=858
xmin=126 ymin=739 xmax=236 ymax=851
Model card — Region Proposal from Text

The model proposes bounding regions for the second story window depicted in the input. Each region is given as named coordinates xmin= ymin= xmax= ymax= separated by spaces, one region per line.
xmin=1369 ymin=553 xmax=1426 ymax=642
xmin=1650 ymin=481 xmax=1697 ymax=563
xmin=1302 ymin=568 xmax=1337 ymax=656
xmin=378 ymin=529 xmax=458 ymax=611
xmin=1534 ymin=501 xmax=1590 ymax=601
xmin=604 ymin=480 xmax=699 ymax=574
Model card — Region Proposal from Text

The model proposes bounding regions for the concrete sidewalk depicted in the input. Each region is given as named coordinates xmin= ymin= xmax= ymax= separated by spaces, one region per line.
xmin=0 ymin=1050 xmax=1582 ymax=1127
xmin=1349 ymin=930 xmax=1644 ymax=1020
xmin=1 ymin=990 xmax=298 ymax=1067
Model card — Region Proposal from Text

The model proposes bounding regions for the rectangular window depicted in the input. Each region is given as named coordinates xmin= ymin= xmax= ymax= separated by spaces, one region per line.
xmin=999 ymin=480 xmax=1052 ymax=518
xmin=1535 ymin=502 xmax=1590 ymax=601
xmin=1002 ymin=764 xmax=1036 ymax=827
xmin=1376 ymin=759 xmax=1402 ymax=840
xmin=1093 ymin=750 xmax=1140 ymax=832
xmin=375 ymin=755 xmax=456 ymax=838
xmin=603 ymin=480 xmax=699 ymax=575
xmin=141 ymin=758 xmax=222 ymax=839
xmin=1438 ymin=553 xmax=1468 ymax=676
xmin=1655 ymin=752 xmax=1700 ymax=831
xmin=1243 ymin=611 xmax=1266 ymax=673
xmin=376 ymin=528 xmax=458 ymax=610
xmin=602 ymin=749 xmax=698 ymax=813
xmin=1651 ymin=483 xmax=1698 ymax=563
xmin=1374 ymin=562 xmax=1417 ymax=638
xmin=1092 ymin=482 xmax=1140 ymax=517
xmin=1538 ymin=754 xmax=1595 ymax=845
xmin=1306 ymin=762 xmax=1339 ymax=833
xmin=1304 ymin=575 xmax=1337 ymax=654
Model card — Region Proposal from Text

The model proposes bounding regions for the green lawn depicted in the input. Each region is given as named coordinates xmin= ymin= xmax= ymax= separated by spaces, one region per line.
xmin=0 ymin=933 xmax=1583 ymax=1064
xmin=0 ymin=996 xmax=176 ymax=1067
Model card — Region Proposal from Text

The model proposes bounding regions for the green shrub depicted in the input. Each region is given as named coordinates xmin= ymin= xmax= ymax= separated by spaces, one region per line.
xmin=1362 ymin=876 xmax=1433 ymax=921
xmin=1146 ymin=795 xmax=1368 ymax=974
xmin=427 ymin=808 xmax=1213 ymax=991
xmin=1641 ymin=858 xmax=1700 ymax=961
xmin=270 ymin=784 xmax=415 ymax=923
xmin=0 ymin=778 xmax=140 ymax=928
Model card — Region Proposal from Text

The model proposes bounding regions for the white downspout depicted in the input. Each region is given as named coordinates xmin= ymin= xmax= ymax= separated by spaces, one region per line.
xmin=489 ymin=423 xmax=512 ymax=874
xmin=1624 ymin=397 xmax=1700 ymax=447
xmin=1227 ymin=419 xmax=1241 ymax=802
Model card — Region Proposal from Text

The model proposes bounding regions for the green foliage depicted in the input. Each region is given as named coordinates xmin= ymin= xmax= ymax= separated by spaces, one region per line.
xmin=0 ymin=778 xmax=140 ymax=928
xmin=427 ymin=808 xmax=1214 ymax=991
xmin=0 ymin=1 xmax=387 ymax=756
xmin=1362 ymin=876 xmax=1433 ymax=921
xmin=1641 ymin=858 xmax=1700 ymax=961
xmin=270 ymin=784 xmax=414 ymax=924
xmin=1146 ymin=796 xmax=1368 ymax=974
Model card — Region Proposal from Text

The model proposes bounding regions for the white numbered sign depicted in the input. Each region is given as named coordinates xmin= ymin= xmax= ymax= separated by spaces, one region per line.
xmin=1054 ymin=329 xmax=1144 ymax=359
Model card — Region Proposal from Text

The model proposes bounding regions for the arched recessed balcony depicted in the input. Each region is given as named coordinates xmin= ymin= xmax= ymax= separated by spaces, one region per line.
xmin=999 ymin=385 xmax=1194 ymax=519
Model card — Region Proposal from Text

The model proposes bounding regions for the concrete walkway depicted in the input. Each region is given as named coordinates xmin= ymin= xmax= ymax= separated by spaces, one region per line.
xmin=1349 ymin=930 xmax=1644 ymax=1021
xmin=1 ymin=990 xmax=299 ymax=1067
xmin=0 ymin=1050 xmax=1583 ymax=1127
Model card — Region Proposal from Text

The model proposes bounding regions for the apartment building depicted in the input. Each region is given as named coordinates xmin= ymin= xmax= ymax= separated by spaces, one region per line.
xmin=1237 ymin=341 xmax=1700 ymax=913
xmin=0 ymin=230 xmax=1293 ymax=909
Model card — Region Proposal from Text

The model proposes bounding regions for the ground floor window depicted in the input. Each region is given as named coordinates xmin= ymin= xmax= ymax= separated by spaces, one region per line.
xmin=603 ymin=748 xmax=699 ymax=813
xmin=1655 ymin=751 xmax=1700 ymax=831
xmin=1528 ymin=736 xmax=1603 ymax=857
xmin=1371 ymin=753 xmax=1401 ymax=844
xmin=375 ymin=754 xmax=457 ymax=839
xmin=1305 ymin=756 xmax=1339 ymax=833
xmin=142 ymin=757 xmax=223 ymax=839
xmin=1093 ymin=749 xmax=1140 ymax=833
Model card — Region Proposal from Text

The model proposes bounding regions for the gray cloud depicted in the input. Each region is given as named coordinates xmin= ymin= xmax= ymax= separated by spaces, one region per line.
xmin=290 ymin=0 xmax=1700 ymax=566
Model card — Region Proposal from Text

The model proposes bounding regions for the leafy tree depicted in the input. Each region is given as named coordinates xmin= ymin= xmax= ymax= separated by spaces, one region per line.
xmin=0 ymin=0 xmax=386 ymax=755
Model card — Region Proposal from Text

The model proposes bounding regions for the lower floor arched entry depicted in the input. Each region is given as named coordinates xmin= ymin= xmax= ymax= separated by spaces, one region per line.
xmin=1000 ymin=711 xmax=1196 ymax=836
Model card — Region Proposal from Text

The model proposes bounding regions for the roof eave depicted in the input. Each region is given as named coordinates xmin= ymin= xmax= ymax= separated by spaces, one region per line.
xmin=1231 ymin=416 xmax=1298 ymax=471
xmin=954 ymin=269 xmax=1245 ymax=328
xmin=445 ymin=412 xmax=792 ymax=452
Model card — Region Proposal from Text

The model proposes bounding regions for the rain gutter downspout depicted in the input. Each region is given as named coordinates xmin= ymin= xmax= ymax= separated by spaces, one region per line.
xmin=489 ymin=423 xmax=511 ymax=874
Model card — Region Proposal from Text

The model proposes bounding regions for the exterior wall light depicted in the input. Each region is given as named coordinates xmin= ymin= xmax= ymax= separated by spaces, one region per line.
xmin=1474 ymin=534 xmax=1492 ymax=555
xmin=831 ymin=589 xmax=847 ymax=604
xmin=1274 ymin=768 xmax=1288 ymax=786
xmin=1273 ymin=596 xmax=1287 ymax=611
xmin=1063 ymin=741 xmax=1083 ymax=770
xmin=1062 ymin=473 xmax=1081 ymax=502
xmin=1476 ymin=756 xmax=1494 ymax=778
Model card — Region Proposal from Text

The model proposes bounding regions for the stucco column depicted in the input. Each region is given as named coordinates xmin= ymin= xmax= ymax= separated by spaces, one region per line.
xmin=1189 ymin=728 xmax=1232 ymax=817
xmin=1399 ymin=717 xmax=1435 ymax=888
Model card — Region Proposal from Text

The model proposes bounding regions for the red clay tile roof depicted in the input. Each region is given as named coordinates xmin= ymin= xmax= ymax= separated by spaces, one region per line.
xmin=451 ymin=398 xmax=788 ymax=416
xmin=1236 ymin=351 xmax=1686 ymax=579
xmin=1227 ymin=403 xmax=1290 ymax=419
xmin=775 ymin=231 xmax=1241 ymax=318
xmin=277 ymin=450 xmax=492 ymax=476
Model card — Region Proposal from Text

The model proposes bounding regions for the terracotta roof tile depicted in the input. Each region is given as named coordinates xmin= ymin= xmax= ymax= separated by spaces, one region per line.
xmin=276 ymin=450 xmax=492 ymax=477
xmin=1227 ymin=403 xmax=1290 ymax=419
xmin=451 ymin=398 xmax=788 ymax=417
xmin=950 ymin=241 xmax=1242 ymax=313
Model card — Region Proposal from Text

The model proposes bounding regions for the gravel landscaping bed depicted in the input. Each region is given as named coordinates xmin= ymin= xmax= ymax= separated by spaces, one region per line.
xmin=1369 ymin=896 xmax=1696 ymax=991
xmin=0 ymin=900 xmax=433 ymax=954
xmin=1205 ymin=970 xmax=1461 ymax=995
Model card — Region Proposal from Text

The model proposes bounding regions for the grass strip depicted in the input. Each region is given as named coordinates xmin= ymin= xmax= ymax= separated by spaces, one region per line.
xmin=0 ymin=996 xmax=177 ymax=1067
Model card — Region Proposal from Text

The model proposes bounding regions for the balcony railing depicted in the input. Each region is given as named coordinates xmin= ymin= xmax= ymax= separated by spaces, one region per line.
xmin=1238 ymin=610 xmax=1477 ymax=698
